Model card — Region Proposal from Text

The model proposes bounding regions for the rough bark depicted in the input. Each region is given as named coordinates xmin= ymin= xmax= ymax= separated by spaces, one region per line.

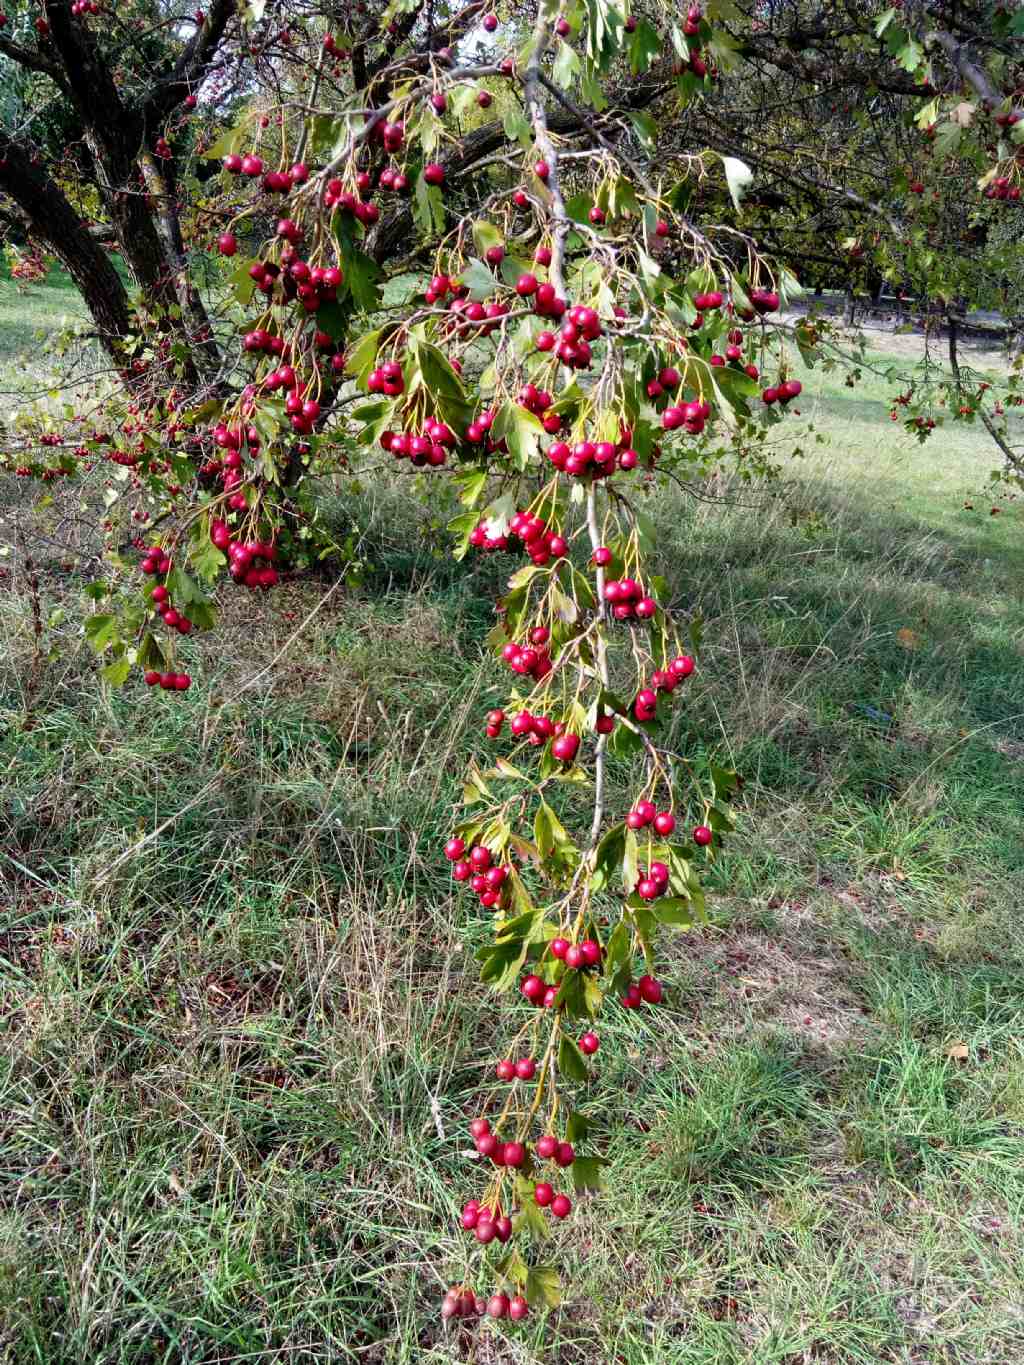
xmin=0 ymin=134 xmax=133 ymax=364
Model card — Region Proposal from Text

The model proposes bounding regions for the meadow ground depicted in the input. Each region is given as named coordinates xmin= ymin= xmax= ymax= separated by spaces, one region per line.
xmin=2 ymin=267 xmax=1024 ymax=1364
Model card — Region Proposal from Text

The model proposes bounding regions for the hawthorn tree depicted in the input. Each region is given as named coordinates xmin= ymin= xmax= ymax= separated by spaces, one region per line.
xmin=1 ymin=0 xmax=1023 ymax=1330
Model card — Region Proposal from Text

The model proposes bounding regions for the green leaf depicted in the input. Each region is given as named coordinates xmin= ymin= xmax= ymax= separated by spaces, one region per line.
xmin=582 ymin=972 xmax=603 ymax=1017
xmin=534 ymin=799 xmax=567 ymax=859
xmin=460 ymin=258 xmax=497 ymax=300
xmin=590 ymin=821 xmax=625 ymax=892
xmin=552 ymin=39 xmax=581 ymax=87
xmin=502 ymin=105 xmax=532 ymax=148
xmin=558 ymin=1033 xmax=591 ymax=1083
xmin=101 ymin=655 xmax=132 ymax=687
xmin=337 ymin=241 xmax=383 ymax=312
xmin=84 ymin=613 xmax=118 ymax=653
xmin=571 ymin=1155 xmax=606 ymax=1192
xmin=478 ymin=937 xmax=530 ymax=990
xmin=345 ymin=328 xmax=382 ymax=386
xmin=525 ymin=1265 xmax=561 ymax=1309
xmin=896 ymin=36 xmax=925 ymax=74
xmin=413 ymin=175 xmax=446 ymax=237
xmin=516 ymin=1197 xmax=550 ymax=1241
xmin=471 ymin=219 xmax=504 ymax=255
xmin=651 ymin=896 xmax=698 ymax=927
xmin=566 ymin=1110 xmax=590 ymax=1144
xmin=628 ymin=110 xmax=657 ymax=150
xmin=629 ymin=17 xmax=661 ymax=74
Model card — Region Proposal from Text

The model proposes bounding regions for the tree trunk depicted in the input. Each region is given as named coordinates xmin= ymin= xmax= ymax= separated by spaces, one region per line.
xmin=0 ymin=135 xmax=132 ymax=365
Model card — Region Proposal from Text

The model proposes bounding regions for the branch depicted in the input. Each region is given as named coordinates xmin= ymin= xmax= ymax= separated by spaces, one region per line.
xmin=39 ymin=0 xmax=132 ymax=148
xmin=927 ymin=28 xmax=1024 ymax=114
xmin=522 ymin=5 xmax=568 ymax=297
xmin=143 ymin=0 xmax=237 ymax=127
xmin=0 ymin=33 xmax=67 ymax=86
xmin=948 ymin=313 xmax=1024 ymax=478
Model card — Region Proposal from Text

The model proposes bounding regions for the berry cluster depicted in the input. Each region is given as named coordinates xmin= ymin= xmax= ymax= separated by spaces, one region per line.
xmin=380 ymin=417 xmax=456 ymax=466
xmin=622 ymin=974 xmax=665 ymax=1007
xmin=662 ymin=398 xmax=711 ymax=433
xmin=626 ymin=801 xmax=676 ymax=834
xmin=501 ymin=637 xmax=553 ymax=681
xmin=516 ymin=383 xmax=562 ymax=433
xmin=441 ymin=1285 xmax=529 ymax=1321
xmin=143 ymin=670 xmax=192 ymax=690
xmin=546 ymin=435 xmax=638 ymax=477
xmin=367 ymin=361 xmax=405 ymax=396
xmin=445 ymin=839 xmax=511 ymax=911
xmin=602 ymin=578 xmax=657 ymax=620
xmin=983 ymin=176 xmax=1021 ymax=202
xmin=761 ymin=379 xmax=802 ymax=405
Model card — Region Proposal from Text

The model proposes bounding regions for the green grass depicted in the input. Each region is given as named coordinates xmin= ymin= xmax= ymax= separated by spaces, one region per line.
xmin=2 ymin=282 xmax=1024 ymax=1362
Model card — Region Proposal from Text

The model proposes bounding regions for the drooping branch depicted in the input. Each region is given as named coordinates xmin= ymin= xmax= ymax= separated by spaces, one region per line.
xmin=948 ymin=313 xmax=1024 ymax=479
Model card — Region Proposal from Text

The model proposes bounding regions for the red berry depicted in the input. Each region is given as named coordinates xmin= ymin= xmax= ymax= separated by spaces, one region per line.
xmin=653 ymin=811 xmax=676 ymax=835
xmin=444 ymin=837 xmax=465 ymax=861
xmin=693 ymin=825 xmax=713 ymax=846
xmin=639 ymin=974 xmax=663 ymax=1004
xmin=469 ymin=845 xmax=492 ymax=870
xmin=551 ymin=938 xmax=570 ymax=959
xmin=470 ymin=1118 xmax=490 ymax=1138
xmin=550 ymin=1193 xmax=572 ymax=1218
xmin=496 ymin=1059 xmax=516 ymax=1081
xmin=476 ymin=1132 xmax=498 ymax=1157
xmin=554 ymin=1141 xmax=574 ymax=1167
xmin=515 ymin=1057 xmax=537 ymax=1080
xmin=487 ymin=1292 xmax=509 ymax=1319
xmin=475 ymin=1219 xmax=496 ymax=1243
xmin=534 ymin=1181 xmax=554 ymax=1206
xmin=503 ymin=1142 xmax=526 ymax=1168
xmin=521 ymin=974 xmax=544 ymax=1002
xmin=509 ymin=1295 xmax=529 ymax=1320
xmin=535 ymin=1134 xmax=558 ymax=1159
xmin=579 ymin=1031 xmax=599 ymax=1054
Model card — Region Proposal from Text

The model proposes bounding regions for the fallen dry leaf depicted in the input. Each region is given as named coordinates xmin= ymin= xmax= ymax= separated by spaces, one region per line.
xmin=946 ymin=1042 xmax=969 ymax=1061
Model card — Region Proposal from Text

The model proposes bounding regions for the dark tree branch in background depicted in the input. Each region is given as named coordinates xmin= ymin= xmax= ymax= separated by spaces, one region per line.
xmin=0 ymin=132 xmax=133 ymax=365
xmin=927 ymin=28 xmax=1024 ymax=115
xmin=144 ymin=0 xmax=238 ymax=128
xmin=0 ymin=33 xmax=68 ymax=86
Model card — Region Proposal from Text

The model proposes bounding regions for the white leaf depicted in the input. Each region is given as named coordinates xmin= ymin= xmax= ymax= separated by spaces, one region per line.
xmin=722 ymin=155 xmax=753 ymax=213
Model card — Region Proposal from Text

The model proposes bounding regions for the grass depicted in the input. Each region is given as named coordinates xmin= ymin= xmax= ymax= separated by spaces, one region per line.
xmin=2 ymin=271 xmax=1024 ymax=1363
